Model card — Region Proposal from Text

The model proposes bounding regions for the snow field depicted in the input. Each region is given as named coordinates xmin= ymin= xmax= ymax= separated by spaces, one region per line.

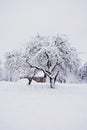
xmin=0 ymin=81 xmax=87 ymax=130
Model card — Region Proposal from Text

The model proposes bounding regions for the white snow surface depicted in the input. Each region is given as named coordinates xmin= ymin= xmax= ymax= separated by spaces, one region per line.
xmin=0 ymin=80 xmax=87 ymax=130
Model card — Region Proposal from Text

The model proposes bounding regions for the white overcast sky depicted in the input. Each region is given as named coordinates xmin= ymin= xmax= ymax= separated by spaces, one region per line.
xmin=0 ymin=0 xmax=87 ymax=63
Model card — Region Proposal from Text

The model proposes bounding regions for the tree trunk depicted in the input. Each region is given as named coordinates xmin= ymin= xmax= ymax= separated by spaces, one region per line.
xmin=50 ymin=77 xmax=55 ymax=88
xmin=9 ymin=70 xmax=12 ymax=82
xmin=28 ymin=78 xmax=32 ymax=85
xmin=44 ymin=73 xmax=46 ymax=78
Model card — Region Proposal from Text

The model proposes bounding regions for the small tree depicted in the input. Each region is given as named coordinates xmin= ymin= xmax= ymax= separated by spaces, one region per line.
xmin=4 ymin=50 xmax=21 ymax=81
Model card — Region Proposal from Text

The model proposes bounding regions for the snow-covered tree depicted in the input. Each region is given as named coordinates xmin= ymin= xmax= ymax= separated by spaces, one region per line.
xmin=3 ymin=48 xmax=37 ymax=84
xmin=4 ymin=50 xmax=21 ymax=81
xmin=0 ymin=60 xmax=2 ymax=81
xmin=78 ymin=62 xmax=87 ymax=82
xmin=24 ymin=34 xmax=80 ymax=88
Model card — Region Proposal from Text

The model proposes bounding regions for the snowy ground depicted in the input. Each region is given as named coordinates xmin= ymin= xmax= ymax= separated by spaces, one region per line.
xmin=0 ymin=80 xmax=87 ymax=130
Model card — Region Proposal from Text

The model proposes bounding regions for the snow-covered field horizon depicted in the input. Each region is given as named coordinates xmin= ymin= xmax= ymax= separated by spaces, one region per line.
xmin=0 ymin=81 xmax=87 ymax=130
